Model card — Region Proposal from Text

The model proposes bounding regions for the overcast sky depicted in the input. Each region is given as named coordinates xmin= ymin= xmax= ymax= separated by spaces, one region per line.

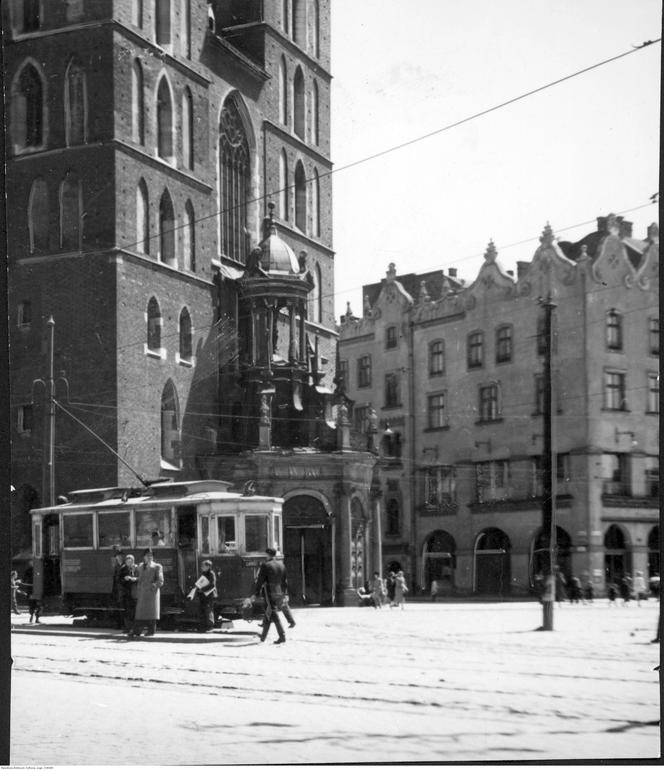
xmin=329 ymin=0 xmax=661 ymax=318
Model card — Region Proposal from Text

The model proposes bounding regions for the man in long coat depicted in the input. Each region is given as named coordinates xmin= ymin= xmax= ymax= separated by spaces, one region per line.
xmin=254 ymin=547 xmax=288 ymax=644
xmin=129 ymin=549 xmax=164 ymax=637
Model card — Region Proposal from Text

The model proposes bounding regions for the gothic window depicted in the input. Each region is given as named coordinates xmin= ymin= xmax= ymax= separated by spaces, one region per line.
xmin=147 ymin=297 xmax=162 ymax=352
xmin=65 ymin=60 xmax=86 ymax=146
xmin=136 ymin=179 xmax=149 ymax=254
xmin=219 ymin=96 xmax=250 ymax=263
xmin=279 ymin=149 xmax=289 ymax=221
xmin=28 ymin=177 xmax=49 ymax=252
xmin=429 ymin=340 xmax=444 ymax=375
xmin=157 ymin=76 xmax=174 ymax=161
xmin=311 ymin=168 xmax=320 ymax=237
xmin=182 ymin=87 xmax=194 ymax=169
xmin=467 ymin=331 xmax=483 ymax=368
xmin=278 ymin=56 xmax=288 ymax=125
xmin=282 ymin=0 xmax=291 ymax=34
xmin=183 ymin=200 xmax=195 ymax=271
xmin=159 ymin=190 xmax=176 ymax=266
xmin=13 ymin=62 xmax=44 ymax=150
xmin=155 ymin=0 xmax=171 ymax=47
xmin=132 ymin=60 xmax=145 ymax=144
xmin=182 ymin=0 xmax=192 ymax=58
xmin=59 ymin=173 xmax=81 ymax=250
xmin=311 ymin=79 xmax=319 ymax=145
xmin=179 ymin=308 xmax=192 ymax=362
xmin=292 ymin=0 xmax=305 ymax=46
xmin=132 ymin=0 xmax=143 ymax=27
xmin=309 ymin=0 xmax=319 ymax=57
xmin=495 ymin=324 xmax=512 ymax=363
xmin=606 ymin=310 xmax=623 ymax=351
xmin=294 ymin=161 xmax=306 ymax=231
xmin=16 ymin=0 xmax=40 ymax=32
xmin=293 ymin=67 xmax=305 ymax=140
xmin=161 ymin=381 xmax=181 ymax=468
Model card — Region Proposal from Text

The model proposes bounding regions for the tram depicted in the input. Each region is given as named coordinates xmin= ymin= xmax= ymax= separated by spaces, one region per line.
xmin=28 ymin=479 xmax=283 ymax=627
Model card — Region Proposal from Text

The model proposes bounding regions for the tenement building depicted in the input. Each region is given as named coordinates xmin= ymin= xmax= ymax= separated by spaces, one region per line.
xmin=339 ymin=216 xmax=659 ymax=597
xmin=6 ymin=0 xmax=377 ymax=606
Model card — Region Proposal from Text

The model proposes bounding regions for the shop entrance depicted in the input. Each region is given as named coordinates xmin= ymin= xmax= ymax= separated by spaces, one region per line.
xmin=474 ymin=528 xmax=511 ymax=595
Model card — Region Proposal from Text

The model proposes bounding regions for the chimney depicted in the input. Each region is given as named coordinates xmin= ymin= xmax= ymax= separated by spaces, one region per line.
xmin=448 ymin=267 xmax=457 ymax=278
xmin=619 ymin=220 xmax=633 ymax=238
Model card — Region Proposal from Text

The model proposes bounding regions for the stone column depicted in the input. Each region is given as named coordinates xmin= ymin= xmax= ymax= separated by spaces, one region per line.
xmin=288 ymin=302 xmax=298 ymax=363
xmin=371 ymin=487 xmax=383 ymax=577
xmin=336 ymin=483 xmax=355 ymax=604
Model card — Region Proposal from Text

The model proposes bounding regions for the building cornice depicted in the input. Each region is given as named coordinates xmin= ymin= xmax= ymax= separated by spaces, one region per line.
xmin=208 ymin=30 xmax=270 ymax=81
xmin=263 ymin=120 xmax=332 ymax=167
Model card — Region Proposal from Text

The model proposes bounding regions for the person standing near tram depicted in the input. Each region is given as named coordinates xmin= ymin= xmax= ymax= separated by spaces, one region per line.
xmin=254 ymin=547 xmax=290 ymax=644
xmin=118 ymin=554 xmax=138 ymax=631
xmin=194 ymin=560 xmax=217 ymax=633
xmin=128 ymin=549 xmax=164 ymax=637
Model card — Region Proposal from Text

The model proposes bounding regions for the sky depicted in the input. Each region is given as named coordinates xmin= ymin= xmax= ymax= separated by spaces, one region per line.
xmin=329 ymin=0 xmax=661 ymax=319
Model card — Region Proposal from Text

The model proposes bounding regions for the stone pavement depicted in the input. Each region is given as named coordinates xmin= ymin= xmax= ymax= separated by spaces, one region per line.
xmin=9 ymin=600 xmax=661 ymax=765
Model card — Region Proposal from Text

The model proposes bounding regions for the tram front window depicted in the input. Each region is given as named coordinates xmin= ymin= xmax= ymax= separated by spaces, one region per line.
xmin=98 ymin=512 xmax=130 ymax=548
xmin=135 ymin=509 xmax=173 ymax=547
xmin=245 ymin=515 xmax=269 ymax=553
xmin=63 ymin=514 xmax=94 ymax=548
xmin=218 ymin=516 xmax=237 ymax=553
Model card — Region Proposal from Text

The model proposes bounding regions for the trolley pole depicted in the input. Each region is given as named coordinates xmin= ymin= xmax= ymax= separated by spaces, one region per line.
xmin=541 ymin=295 xmax=557 ymax=631
xmin=32 ymin=316 xmax=57 ymax=508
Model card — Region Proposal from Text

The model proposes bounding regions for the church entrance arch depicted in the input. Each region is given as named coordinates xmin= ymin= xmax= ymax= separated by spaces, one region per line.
xmin=474 ymin=528 xmax=511 ymax=595
xmin=283 ymin=494 xmax=332 ymax=606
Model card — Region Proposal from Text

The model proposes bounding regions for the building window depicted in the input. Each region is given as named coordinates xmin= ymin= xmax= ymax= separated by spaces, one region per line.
xmin=495 ymin=325 xmax=512 ymax=363
xmin=147 ymin=297 xmax=162 ymax=352
xmin=385 ymin=373 xmax=400 ymax=408
xmin=219 ymin=96 xmax=250 ymax=263
xmin=278 ymin=57 xmax=288 ymax=125
xmin=64 ymin=60 xmax=86 ymax=146
xmin=132 ymin=0 xmax=143 ymax=27
xmin=424 ymin=466 xmax=456 ymax=506
xmin=467 ymin=331 xmax=483 ymax=368
xmin=59 ymin=174 xmax=81 ymax=251
xmin=534 ymin=373 xmax=544 ymax=415
xmin=161 ymin=381 xmax=181 ymax=468
xmin=382 ymin=429 xmax=402 ymax=458
xmin=311 ymin=79 xmax=319 ymax=144
xmin=603 ymin=453 xmax=629 ymax=496
xmin=136 ymin=180 xmax=149 ymax=254
xmin=293 ymin=67 xmax=305 ymax=139
xmin=647 ymin=372 xmax=659 ymax=414
xmin=156 ymin=76 xmax=174 ymax=161
xmin=179 ymin=308 xmax=192 ymax=362
xmin=279 ymin=150 xmax=289 ymax=221
xmin=294 ymin=161 xmax=306 ymax=231
xmin=358 ymin=356 xmax=371 ymax=388
xmin=386 ymin=499 xmax=400 ymax=536
xmin=155 ymin=0 xmax=171 ymax=47
xmin=427 ymin=393 xmax=446 ymax=429
xmin=479 ymin=383 xmax=499 ymax=422
xmin=311 ymin=169 xmax=320 ymax=237
xmin=159 ymin=190 xmax=176 ymax=266
xmin=645 ymin=463 xmax=659 ymax=497
xmin=28 ymin=177 xmax=49 ymax=252
xmin=17 ymin=300 xmax=32 ymax=328
xmin=18 ymin=404 xmax=33 ymax=434
xmin=182 ymin=0 xmax=192 ymax=58
xmin=429 ymin=340 xmax=444 ymax=376
xmin=309 ymin=0 xmax=320 ymax=57
xmin=606 ymin=310 xmax=623 ymax=351
xmin=17 ymin=0 xmax=41 ymax=32
xmin=556 ymin=453 xmax=571 ymax=482
xmin=604 ymin=371 xmax=627 ymax=411
xmin=182 ymin=88 xmax=194 ymax=170
xmin=132 ymin=60 xmax=145 ymax=145
xmin=386 ymin=326 xmax=397 ymax=349
xmin=13 ymin=63 xmax=44 ymax=150
xmin=183 ymin=200 xmax=195 ymax=271
xmin=649 ymin=317 xmax=659 ymax=356
xmin=530 ymin=457 xmax=543 ymax=497
xmin=476 ymin=461 xmax=509 ymax=503
xmin=293 ymin=0 xmax=305 ymax=46
xmin=353 ymin=405 xmax=369 ymax=433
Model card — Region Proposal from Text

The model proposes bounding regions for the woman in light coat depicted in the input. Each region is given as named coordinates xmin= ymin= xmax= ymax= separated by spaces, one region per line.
xmin=394 ymin=570 xmax=408 ymax=609
xmin=129 ymin=549 xmax=164 ymax=637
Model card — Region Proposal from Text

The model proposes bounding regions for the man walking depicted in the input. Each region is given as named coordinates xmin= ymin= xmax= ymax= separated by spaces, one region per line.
xmin=254 ymin=547 xmax=291 ymax=644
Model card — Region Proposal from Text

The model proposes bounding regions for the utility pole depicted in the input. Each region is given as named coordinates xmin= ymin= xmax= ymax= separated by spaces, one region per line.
xmin=540 ymin=295 xmax=557 ymax=630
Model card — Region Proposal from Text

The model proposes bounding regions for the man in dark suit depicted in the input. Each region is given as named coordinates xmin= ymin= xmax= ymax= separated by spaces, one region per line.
xmin=254 ymin=547 xmax=290 ymax=644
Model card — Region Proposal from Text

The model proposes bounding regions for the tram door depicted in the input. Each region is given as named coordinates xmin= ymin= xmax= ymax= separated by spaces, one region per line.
xmin=176 ymin=506 xmax=198 ymax=598
xmin=43 ymin=514 xmax=61 ymax=596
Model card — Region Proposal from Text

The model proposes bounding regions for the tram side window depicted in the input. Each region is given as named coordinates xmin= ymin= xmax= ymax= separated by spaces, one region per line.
xmin=273 ymin=514 xmax=282 ymax=553
xmin=245 ymin=515 xmax=269 ymax=553
xmin=217 ymin=516 xmax=237 ymax=553
xmin=98 ymin=512 xmax=131 ymax=548
xmin=135 ymin=509 xmax=174 ymax=547
xmin=63 ymin=514 xmax=94 ymax=548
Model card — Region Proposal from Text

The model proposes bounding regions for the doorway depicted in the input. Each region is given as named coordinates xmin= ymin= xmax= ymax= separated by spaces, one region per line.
xmin=283 ymin=495 xmax=332 ymax=605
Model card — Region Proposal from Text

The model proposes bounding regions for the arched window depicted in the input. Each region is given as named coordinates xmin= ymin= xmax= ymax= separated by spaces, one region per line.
xmin=64 ymin=60 xmax=86 ymax=146
xmin=183 ymin=200 xmax=195 ymax=271
xmin=161 ymin=381 xmax=181 ymax=469
xmin=136 ymin=179 xmax=149 ymax=254
xmin=132 ymin=59 xmax=145 ymax=145
xmin=293 ymin=67 xmax=305 ymax=139
xmin=311 ymin=168 xmax=320 ymax=237
xmin=156 ymin=76 xmax=174 ymax=161
xmin=147 ymin=297 xmax=162 ymax=352
xmin=311 ymin=79 xmax=319 ymax=145
xmin=159 ymin=190 xmax=175 ymax=266
xmin=179 ymin=308 xmax=192 ymax=362
xmin=219 ymin=96 xmax=250 ymax=263
xmin=60 ymin=173 xmax=81 ymax=250
xmin=294 ymin=161 xmax=306 ymax=231
xmin=309 ymin=0 xmax=319 ymax=57
xmin=278 ymin=56 xmax=288 ymax=125
xmin=155 ymin=0 xmax=171 ymax=47
xmin=182 ymin=87 xmax=194 ymax=170
xmin=132 ymin=0 xmax=143 ymax=27
xmin=28 ymin=177 xmax=49 ymax=252
xmin=13 ymin=62 xmax=44 ymax=150
xmin=606 ymin=309 xmax=623 ymax=351
xmin=293 ymin=0 xmax=305 ymax=46
xmin=279 ymin=149 xmax=289 ymax=221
